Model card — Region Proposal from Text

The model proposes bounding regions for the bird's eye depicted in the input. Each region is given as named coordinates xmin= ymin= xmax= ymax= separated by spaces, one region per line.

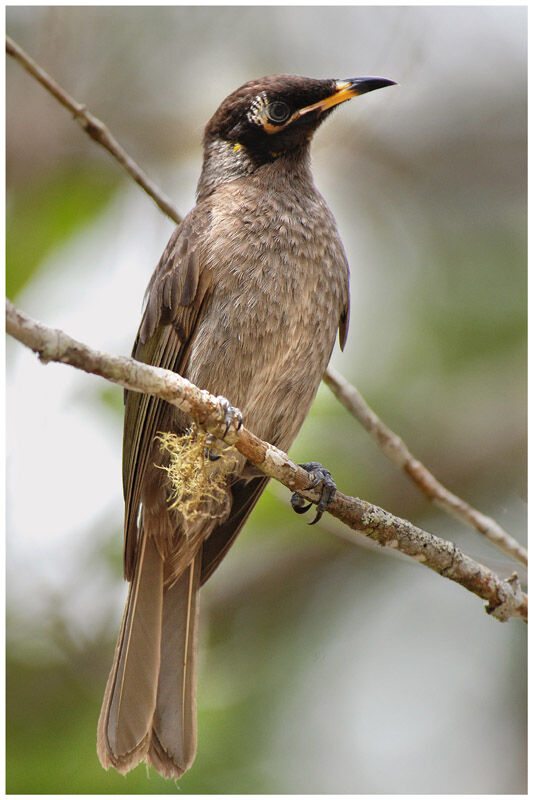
xmin=266 ymin=101 xmax=291 ymax=124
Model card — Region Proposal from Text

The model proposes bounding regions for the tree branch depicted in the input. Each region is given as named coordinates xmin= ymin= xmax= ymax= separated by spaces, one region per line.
xmin=6 ymin=33 xmax=525 ymax=570
xmin=324 ymin=366 xmax=527 ymax=566
xmin=6 ymin=299 xmax=527 ymax=623
xmin=6 ymin=35 xmax=182 ymax=225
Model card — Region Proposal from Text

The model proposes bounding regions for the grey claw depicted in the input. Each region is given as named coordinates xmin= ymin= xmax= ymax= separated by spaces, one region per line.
xmin=204 ymin=432 xmax=222 ymax=460
xmin=216 ymin=396 xmax=242 ymax=439
xmin=291 ymin=462 xmax=337 ymax=524
xmin=291 ymin=493 xmax=313 ymax=514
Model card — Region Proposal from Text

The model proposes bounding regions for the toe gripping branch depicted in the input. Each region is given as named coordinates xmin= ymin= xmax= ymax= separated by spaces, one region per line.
xmin=216 ymin=395 xmax=243 ymax=438
xmin=206 ymin=396 xmax=243 ymax=461
xmin=291 ymin=462 xmax=337 ymax=525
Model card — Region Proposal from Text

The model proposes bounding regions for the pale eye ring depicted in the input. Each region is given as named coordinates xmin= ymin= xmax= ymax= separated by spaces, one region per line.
xmin=266 ymin=101 xmax=291 ymax=124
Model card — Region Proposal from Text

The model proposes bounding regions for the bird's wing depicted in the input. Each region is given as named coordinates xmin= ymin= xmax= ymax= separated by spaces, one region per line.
xmin=122 ymin=210 xmax=212 ymax=580
xmin=339 ymin=301 xmax=350 ymax=350
xmin=200 ymin=475 xmax=270 ymax=584
xmin=338 ymin=251 xmax=351 ymax=351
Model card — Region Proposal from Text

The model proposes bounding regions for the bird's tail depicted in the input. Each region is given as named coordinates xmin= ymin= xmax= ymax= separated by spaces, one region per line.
xmin=97 ymin=534 xmax=201 ymax=778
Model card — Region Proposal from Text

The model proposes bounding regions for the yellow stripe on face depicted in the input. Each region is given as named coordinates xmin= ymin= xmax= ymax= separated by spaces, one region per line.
xmin=297 ymin=81 xmax=357 ymax=117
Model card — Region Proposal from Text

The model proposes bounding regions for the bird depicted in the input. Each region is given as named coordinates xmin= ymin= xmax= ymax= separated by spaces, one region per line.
xmin=97 ymin=73 xmax=395 ymax=780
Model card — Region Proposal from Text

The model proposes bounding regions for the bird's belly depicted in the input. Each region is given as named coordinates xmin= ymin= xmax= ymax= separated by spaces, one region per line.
xmin=185 ymin=255 xmax=341 ymax=451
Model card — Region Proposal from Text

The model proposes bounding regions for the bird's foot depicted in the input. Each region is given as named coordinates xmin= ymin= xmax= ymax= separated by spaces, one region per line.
xmin=204 ymin=398 xmax=241 ymax=460
xmin=291 ymin=462 xmax=337 ymax=525
xmin=215 ymin=396 xmax=243 ymax=439
xmin=206 ymin=441 xmax=222 ymax=462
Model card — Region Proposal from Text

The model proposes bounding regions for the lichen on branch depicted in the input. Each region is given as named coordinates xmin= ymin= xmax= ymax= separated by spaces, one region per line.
xmin=156 ymin=428 xmax=236 ymax=521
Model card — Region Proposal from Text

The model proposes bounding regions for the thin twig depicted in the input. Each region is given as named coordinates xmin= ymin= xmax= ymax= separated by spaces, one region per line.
xmin=323 ymin=366 xmax=527 ymax=567
xmin=6 ymin=299 xmax=527 ymax=623
xmin=6 ymin=35 xmax=182 ymax=225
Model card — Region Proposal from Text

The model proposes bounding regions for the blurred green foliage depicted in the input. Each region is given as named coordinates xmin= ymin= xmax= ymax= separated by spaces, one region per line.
xmin=6 ymin=164 xmax=118 ymax=298
xmin=418 ymin=228 xmax=526 ymax=371
xmin=100 ymin=384 xmax=125 ymax=415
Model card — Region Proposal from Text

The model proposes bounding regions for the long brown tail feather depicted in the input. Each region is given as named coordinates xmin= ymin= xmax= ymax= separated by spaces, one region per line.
xmin=98 ymin=539 xmax=201 ymax=779
xmin=147 ymin=557 xmax=201 ymax=778
xmin=97 ymin=534 xmax=164 ymax=773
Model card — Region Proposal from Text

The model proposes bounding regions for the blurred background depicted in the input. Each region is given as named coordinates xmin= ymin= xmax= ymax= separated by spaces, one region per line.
xmin=6 ymin=6 xmax=526 ymax=794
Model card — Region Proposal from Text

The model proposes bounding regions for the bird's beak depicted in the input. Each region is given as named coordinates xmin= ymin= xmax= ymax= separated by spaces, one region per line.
xmin=297 ymin=77 xmax=397 ymax=118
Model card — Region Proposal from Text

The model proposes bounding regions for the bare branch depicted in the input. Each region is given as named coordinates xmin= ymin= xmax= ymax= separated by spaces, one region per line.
xmin=6 ymin=35 xmax=182 ymax=225
xmin=324 ymin=366 xmax=527 ymax=567
xmin=6 ymin=299 xmax=527 ymax=623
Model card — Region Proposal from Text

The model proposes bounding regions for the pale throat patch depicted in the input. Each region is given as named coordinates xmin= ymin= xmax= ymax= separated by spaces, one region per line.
xmin=198 ymin=137 xmax=256 ymax=198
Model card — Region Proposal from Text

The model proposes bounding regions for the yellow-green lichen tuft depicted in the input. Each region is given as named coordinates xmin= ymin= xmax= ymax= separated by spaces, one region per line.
xmin=156 ymin=427 xmax=235 ymax=522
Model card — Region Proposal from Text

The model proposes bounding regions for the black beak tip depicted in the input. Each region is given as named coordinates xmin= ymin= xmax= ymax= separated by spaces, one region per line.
xmin=348 ymin=77 xmax=398 ymax=95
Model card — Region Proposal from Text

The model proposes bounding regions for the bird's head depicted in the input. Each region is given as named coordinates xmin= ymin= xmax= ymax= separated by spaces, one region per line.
xmin=198 ymin=73 xmax=395 ymax=199
xmin=204 ymin=74 xmax=395 ymax=162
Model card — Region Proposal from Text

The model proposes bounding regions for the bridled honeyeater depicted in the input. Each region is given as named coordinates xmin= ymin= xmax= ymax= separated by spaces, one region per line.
xmin=98 ymin=74 xmax=395 ymax=779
